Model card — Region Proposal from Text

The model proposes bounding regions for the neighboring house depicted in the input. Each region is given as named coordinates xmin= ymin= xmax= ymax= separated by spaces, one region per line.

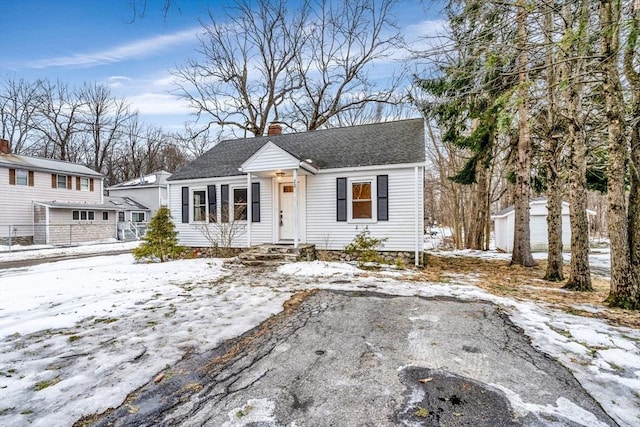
xmin=167 ymin=119 xmax=426 ymax=263
xmin=106 ymin=170 xmax=170 ymax=219
xmin=492 ymin=198 xmax=596 ymax=252
xmin=0 ymin=139 xmax=115 ymax=246
xmin=104 ymin=196 xmax=151 ymax=240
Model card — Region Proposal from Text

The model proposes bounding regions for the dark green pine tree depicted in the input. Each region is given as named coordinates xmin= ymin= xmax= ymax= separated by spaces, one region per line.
xmin=133 ymin=206 xmax=185 ymax=263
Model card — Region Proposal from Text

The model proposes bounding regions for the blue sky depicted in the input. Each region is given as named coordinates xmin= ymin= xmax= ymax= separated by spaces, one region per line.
xmin=1 ymin=0 xmax=443 ymax=132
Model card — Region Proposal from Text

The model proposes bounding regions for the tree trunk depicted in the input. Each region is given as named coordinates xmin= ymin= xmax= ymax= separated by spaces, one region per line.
xmin=600 ymin=0 xmax=637 ymax=308
xmin=625 ymin=0 xmax=640 ymax=307
xmin=564 ymin=0 xmax=592 ymax=291
xmin=543 ymin=0 xmax=564 ymax=281
xmin=565 ymin=118 xmax=592 ymax=290
xmin=511 ymin=0 xmax=536 ymax=267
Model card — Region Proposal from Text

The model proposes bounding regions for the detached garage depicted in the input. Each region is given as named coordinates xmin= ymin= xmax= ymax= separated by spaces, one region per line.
xmin=492 ymin=198 xmax=596 ymax=253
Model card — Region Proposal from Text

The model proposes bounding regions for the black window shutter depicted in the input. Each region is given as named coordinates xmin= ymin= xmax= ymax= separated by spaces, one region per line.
xmin=377 ymin=175 xmax=388 ymax=221
xmin=251 ymin=182 xmax=260 ymax=223
xmin=337 ymin=177 xmax=347 ymax=222
xmin=207 ymin=185 xmax=217 ymax=222
xmin=181 ymin=186 xmax=189 ymax=223
xmin=221 ymin=184 xmax=229 ymax=222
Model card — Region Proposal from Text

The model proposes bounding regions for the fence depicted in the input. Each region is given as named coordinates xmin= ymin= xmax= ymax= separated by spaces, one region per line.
xmin=0 ymin=223 xmax=120 ymax=251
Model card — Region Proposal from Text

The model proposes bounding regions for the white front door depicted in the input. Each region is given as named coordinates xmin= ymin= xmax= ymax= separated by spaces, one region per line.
xmin=279 ymin=183 xmax=294 ymax=240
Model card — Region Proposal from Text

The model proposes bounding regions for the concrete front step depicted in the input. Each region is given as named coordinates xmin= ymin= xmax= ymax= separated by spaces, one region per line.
xmin=237 ymin=243 xmax=316 ymax=266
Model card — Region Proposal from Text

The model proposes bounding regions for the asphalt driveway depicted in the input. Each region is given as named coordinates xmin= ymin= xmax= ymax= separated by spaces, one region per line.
xmin=82 ymin=289 xmax=615 ymax=427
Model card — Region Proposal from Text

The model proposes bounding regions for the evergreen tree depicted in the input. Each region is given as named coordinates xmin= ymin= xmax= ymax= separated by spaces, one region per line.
xmin=133 ymin=206 xmax=185 ymax=263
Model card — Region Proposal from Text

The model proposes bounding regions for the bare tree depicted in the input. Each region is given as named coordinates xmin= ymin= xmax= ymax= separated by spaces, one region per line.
xmin=288 ymin=0 xmax=404 ymax=130
xmin=31 ymin=80 xmax=84 ymax=161
xmin=80 ymin=83 xmax=136 ymax=175
xmin=0 ymin=78 xmax=41 ymax=154
xmin=173 ymin=0 xmax=404 ymax=137
xmin=172 ymin=0 xmax=307 ymax=137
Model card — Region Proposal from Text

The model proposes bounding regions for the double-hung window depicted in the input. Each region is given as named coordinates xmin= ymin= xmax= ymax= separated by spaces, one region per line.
xmin=16 ymin=169 xmax=28 ymax=186
xmin=57 ymin=174 xmax=67 ymax=189
xmin=80 ymin=177 xmax=90 ymax=191
xmin=351 ymin=181 xmax=373 ymax=219
xmin=233 ymin=188 xmax=248 ymax=221
xmin=192 ymin=190 xmax=207 ymax=222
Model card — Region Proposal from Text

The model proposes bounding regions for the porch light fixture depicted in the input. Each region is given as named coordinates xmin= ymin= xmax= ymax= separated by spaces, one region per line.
xmin=275 ymin=172 xmax=285 ymax=177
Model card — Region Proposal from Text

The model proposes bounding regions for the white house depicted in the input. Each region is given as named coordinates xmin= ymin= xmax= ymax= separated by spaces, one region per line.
xmin=0 ymin=138 xmax=119 ymax=246
xmin=106 ymin=170 xmax=170 ymax=220
xmin=167 ymin=119 xmax=426 ymax=264
xmin=492 ymin=198 xmax=596 ymax=252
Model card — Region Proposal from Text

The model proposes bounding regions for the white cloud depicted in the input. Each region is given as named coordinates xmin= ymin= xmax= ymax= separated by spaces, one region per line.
xmin=21 ymin=27 xmax=201 ymax=69
xmin=126 ymin=92 xmax=190 ymax=116
xmin=152 ymin=74 xmax=179 ymax=87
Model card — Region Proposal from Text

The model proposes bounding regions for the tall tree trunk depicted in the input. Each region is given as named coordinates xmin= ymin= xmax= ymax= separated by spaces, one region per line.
xmin=565 ymin=117 xmax=592 ymax=290
xmin=511 ymin=0 xmax=536 ymax=267
xmin=564 ymin=0 xmax=592 ymax=291
xmin=624 ymin=0 xmax=640 ymax=307
xmin=543 ymin=0 xmax=564 ymax=281
xmin=601 ymin=0 xmax=637 ymax=308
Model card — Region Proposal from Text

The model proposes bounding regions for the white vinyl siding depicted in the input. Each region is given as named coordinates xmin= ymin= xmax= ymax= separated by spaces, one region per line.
xmin=306 ymin=167 xmax=422 ymax=251
xmin=168 ymin=166 xmax=423 ymax=252
xmin=169 ymin=176 xmax=273 ymax=248
xmin=108 ymin=186 xmax=167 ymax=219
xmin=241 ymin=142 xmax=300 ymax=173
xmin=0 ymin=167 xmax=103 ymax=239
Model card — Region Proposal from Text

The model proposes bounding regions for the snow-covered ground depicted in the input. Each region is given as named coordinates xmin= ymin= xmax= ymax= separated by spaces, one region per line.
xmin=0 ymin=244 xmax=638 ymax=426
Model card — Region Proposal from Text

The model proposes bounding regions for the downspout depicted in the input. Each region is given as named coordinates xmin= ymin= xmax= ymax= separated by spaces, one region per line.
xmin=415 ymin=166 xmax=420 ymax=266
xmin=247 ymin=172 xmax=252 ymax=248
xmin=293 ymin=168 xmax=298 ymax=249
xmin=45 ymin=204 xmax=50 ymax=245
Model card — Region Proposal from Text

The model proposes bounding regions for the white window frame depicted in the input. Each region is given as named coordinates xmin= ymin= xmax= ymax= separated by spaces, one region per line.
xmin=231 ymin=186 xmax=248 ymax=222
xmin=16 ymin=169 xmax=28 ymax=186
xmin=191 ymin=188 xmax=208 ymax=223
xmin=72 ymin=210 xmax=95 ymax=221
xmin=80 ymin=177 xmax=90 ymax=191
xmin=57 ymin=174 xmax=67 ymax=189
xmin=132 ymin=211 xmax=146 ymax=223
xmin=347 ymin=177 xmax=377 ymax=224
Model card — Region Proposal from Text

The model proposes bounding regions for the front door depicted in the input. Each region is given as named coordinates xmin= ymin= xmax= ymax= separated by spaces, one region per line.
xmin=279 ymin=183 xmax=294 ymax=240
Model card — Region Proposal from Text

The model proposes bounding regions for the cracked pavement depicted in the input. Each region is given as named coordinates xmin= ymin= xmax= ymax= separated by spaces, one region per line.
xmin=84 ymin=288 xmax=615 ymax=427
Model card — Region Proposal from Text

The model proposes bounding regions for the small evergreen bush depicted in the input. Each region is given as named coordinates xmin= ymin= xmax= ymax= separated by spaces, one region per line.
xmin=345 ymin=228 xmax=387 ymax=267
xmin=133 ymin=206 xmax=186 ymax=263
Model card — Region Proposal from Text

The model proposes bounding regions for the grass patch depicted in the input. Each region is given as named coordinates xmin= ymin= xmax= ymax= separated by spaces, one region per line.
xmin=414 ymin=406 xmax=430 ymax=417
xmin=420 ymin=254 xmax=640 ymax=329
xmin=68 ymin=335 xmax=82 ymax=343
xmin=94 ymin=318 xmax=118 ymax=324
xmin=21 ymin=409 xmax=33 ymax=415
xmin=34 ymin=376 xmax=61 ymax=391
xmin=0 ymin=407 xmax=15 ymax=416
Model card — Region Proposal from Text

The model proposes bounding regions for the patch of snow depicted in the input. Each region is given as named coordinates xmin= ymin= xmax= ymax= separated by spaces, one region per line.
xmin=277 ymin=260 xmax=359 ymax=277
xmin=223 ymin=398 xmax=277 ymax=427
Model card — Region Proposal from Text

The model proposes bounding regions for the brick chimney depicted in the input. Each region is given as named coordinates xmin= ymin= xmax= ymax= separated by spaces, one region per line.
xmin=267 ymin=122 xmax=283 ymax=137
xmin=0 ymin=139 xmax=10 ymax=154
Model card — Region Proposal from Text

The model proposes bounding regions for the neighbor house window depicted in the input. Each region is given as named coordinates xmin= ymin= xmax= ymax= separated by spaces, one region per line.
xmin=233 ymin=188 xmax=247 ymax=221
xmin=54 ymin=174 xmax=68 ymax=189
xmin=132 ymin=212 xmax=145 ymax=222
xmin=103 ymin=212 xmax=109 ymax=220
xmin=192 ymin=190 xmax=207 ymax=222
xmin=72 ymin=210 xmax=94 ymax=221
xmin=16 ymin=169 xmax=28 ymax=186
xmin=351 ymin=181 xmax=372 ymax=219
xmin=80 ymin=177 xmax=90 ymax=191
xmin=118 ymin=212 xmax=125 ymax=222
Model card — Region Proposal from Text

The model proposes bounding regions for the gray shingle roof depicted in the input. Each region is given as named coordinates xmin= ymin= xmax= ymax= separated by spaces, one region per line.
xmin=0 ymin=153 xmax=103 ymax=177
xmin=168 ymin=118 xmax=425 ymax=181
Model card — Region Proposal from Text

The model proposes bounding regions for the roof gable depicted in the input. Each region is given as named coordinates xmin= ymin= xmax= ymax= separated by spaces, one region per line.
xmin=168 ymin=118 xmax=426 ymax=181
xmin=240 ymin=141 xmax=301 ymax=172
